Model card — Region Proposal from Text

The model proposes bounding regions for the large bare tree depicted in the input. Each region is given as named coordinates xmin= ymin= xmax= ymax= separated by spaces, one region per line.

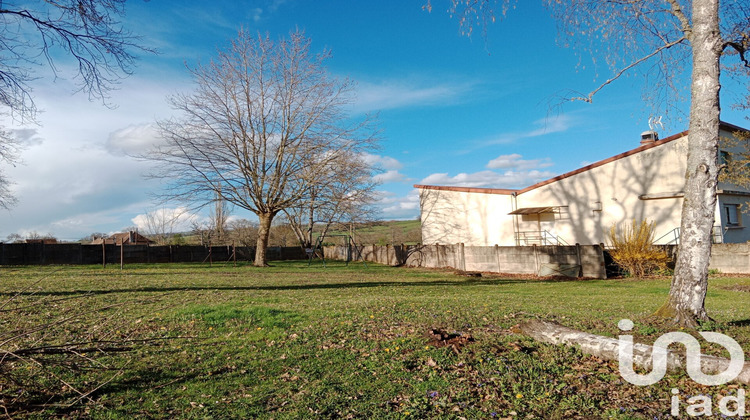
xmin=144 ymin=30 xmax=378 ymax=266
xmin=431 ymin=0 xmax=750 ymax=326
xmin=0 ymin=1 xmax=149 ymax=207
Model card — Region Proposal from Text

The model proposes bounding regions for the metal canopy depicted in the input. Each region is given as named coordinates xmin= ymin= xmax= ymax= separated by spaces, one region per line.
xmin=508 ymin=206 xmax=562 ymax=215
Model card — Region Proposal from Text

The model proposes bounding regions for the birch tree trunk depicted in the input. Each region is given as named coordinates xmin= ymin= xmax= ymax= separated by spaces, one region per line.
xmin=656 ymin=0 xmax=722 ymax=327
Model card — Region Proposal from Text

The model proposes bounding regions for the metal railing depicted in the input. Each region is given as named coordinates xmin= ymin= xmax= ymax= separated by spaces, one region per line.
xmin=516 ymin=230 xmax=569 ymax=246
xmin=653 ymin=225 xmax=724 ymax=245
xmin=654 ymin=227 xmax=681 ymax=245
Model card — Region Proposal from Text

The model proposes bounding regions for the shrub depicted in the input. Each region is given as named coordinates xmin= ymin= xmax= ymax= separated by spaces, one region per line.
xmin=608 ymin=219 xmax=670 ymax=278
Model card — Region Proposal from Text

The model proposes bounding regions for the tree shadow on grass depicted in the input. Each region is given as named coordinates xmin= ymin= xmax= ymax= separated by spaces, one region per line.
xmin=0 ymin=276 xmax=596 ymax=297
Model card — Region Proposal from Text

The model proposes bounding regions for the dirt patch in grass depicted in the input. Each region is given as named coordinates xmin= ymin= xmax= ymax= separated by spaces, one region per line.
xmin=425 ymin=327 xmax=475 ymax=353
xmin=720 ymin=284 xmax=750 ymax=292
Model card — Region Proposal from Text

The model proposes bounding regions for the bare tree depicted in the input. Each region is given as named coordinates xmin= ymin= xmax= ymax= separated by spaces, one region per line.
xmin=136 ymin=208 xmax=191 ymax=245
xmin=0 ymin=127 xmax=21 ymax=209
xmin=431 ymin=0 xmax=750 ymax=327
xmin=283 ymin=151 xmax=379 ymax=249
xmin=0 ymin=1 xmax=151 ymax=207
xmin=210 ymin=186 xmax=231 ymax=244
xmin=143 ymin=30 xmax=378 ymax=266
xmin=227 ymin=219 xmax=258 ymax=247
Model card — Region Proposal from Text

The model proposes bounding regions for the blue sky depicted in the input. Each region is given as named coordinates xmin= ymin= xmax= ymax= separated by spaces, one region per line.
xmin=3 ymin=0 xmax=748 ymax=241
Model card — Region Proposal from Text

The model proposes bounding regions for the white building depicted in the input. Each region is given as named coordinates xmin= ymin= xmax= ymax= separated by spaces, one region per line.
xmin=417 ymin=122 xmax=750 ymax=246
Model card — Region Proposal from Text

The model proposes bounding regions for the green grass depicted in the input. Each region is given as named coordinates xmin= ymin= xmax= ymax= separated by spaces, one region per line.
xmin=1 ymin=262 xmax=749 ymax=418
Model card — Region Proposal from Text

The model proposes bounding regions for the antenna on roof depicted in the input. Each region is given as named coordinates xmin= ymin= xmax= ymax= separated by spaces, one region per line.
xmin=648 ymin=116 xmax=664 ymax=131
xmin=641 ymin=116 xmax=663 ymax=145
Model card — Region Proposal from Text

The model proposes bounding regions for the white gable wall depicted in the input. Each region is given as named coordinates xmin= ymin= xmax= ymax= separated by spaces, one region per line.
xmin=515 ymin=135 xmax=689 ymax=245
xmin=419 ymin=187 xmax=515 ymax=246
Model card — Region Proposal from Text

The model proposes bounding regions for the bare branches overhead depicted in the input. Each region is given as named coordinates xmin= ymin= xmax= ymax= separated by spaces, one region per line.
xmin=0 ymin=0 xmax=151 ymax=120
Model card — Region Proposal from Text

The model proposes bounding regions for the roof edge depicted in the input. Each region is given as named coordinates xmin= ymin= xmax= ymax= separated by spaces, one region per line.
xmin=516 ymin=128 xmax=689 ymax=194
xmin=413 ymin=184 xmax=519 ymax=195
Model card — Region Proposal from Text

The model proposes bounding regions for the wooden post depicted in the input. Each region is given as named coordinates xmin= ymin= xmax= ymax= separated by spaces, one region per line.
xmin=102 ymin=241 xmax=106 ymax=268
xmin=233 ymin=242 xmax=237 ymax=267
xmin=120 ymin=238 xmax=124 ymax=270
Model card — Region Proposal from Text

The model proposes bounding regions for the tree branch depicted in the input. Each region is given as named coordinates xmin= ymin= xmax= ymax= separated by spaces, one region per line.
xmin=570 ymin=36 xmax=686 ymax=103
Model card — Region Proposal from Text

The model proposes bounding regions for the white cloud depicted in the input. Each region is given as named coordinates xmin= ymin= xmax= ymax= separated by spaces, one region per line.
xmin=378 ymin=190 xmax=420 ymax=219
xmin=353 ymin=78 xmax=475 ymax=113
xmin=105 ymin=123 xmax=163 ymax=156
xmin=486 ymin=153 xmax=553 ymax=170
xmin=483 ymin=114 xmax=574 ymax=146
xmin=420 ymin=169 xmax=556 ymax=189
xmin=11 ymin=128 xmax=43 ymax=147
xmin=373 ymin=170 xmax=406 ymax=183
xmin=1 ymin=73 xmax=186 ymax=240
xmin=362 ymin=152 xmax=403 ymax=170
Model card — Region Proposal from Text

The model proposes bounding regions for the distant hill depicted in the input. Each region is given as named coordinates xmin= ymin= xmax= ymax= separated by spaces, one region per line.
xmin=322 ymin=220 xmax=421 ymax=246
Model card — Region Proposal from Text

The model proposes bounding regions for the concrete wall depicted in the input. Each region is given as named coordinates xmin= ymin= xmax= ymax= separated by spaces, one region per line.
xmin=0 ymin=243 xmax=305 ymax=265
xmin=709 ymin=243 xmax=750 ymax=274
xmin=323 ymin=243 xmax=607 ymax=278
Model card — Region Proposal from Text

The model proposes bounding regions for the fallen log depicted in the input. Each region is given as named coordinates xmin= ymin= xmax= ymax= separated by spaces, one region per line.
xmin=518 ymin=319 xmax=750 ymax=385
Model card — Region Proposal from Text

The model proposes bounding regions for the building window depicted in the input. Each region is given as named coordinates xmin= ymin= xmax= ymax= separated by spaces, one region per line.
xmin=720 ymin=150 xmax=732 ymax=166
xmin=724 ymin=204 xmax=741 ymax=226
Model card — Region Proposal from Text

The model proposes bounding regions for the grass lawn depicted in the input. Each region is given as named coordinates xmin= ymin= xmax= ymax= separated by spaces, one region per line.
xmin=1 ymin=262 xmax=749 ymax=419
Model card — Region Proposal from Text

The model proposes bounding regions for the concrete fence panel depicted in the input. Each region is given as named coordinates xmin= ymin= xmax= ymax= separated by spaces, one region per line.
xmin=323 ymin=243 xmax=609 ymax=278
xmin=709 ymin=243 xmax=750 ymax=274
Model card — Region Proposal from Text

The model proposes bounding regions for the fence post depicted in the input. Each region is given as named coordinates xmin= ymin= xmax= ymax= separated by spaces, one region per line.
xmin=102 ymin=242 xmax=106 ymax=268
xmin=120 ymin=239 xmax=124 ymax=270
xmin=459 ymin=242 xmax=465 ymax=271
xmin=435 ymin=243 xmax=440 ymax=268
xmin=495 ymin=244 xmax=500 ymax=273
xmin=575 ymin=243 xmax=583 ymax=278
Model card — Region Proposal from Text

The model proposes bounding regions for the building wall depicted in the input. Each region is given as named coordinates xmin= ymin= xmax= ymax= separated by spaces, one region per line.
xmin=419 ymin=187 xmax=515 ymax=246
xmin=515 ymin=135 xmax=689 ymax=245
xmin=419 ymin=126 xmax=750 ymax=246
